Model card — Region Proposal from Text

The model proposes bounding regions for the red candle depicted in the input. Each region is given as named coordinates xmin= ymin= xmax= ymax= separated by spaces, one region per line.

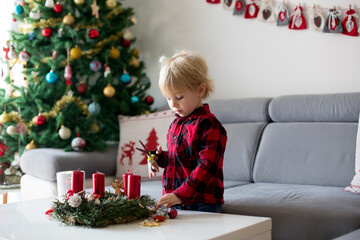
xmin=93 ymin=171 xmax=105 ymax=197
xmin=127 ymin=174 xmax=141 ymax=199
xmin=71 ymin=169 xmax=84 ymax=193
xmin=122 ymin=170 xmax=130 ymax=196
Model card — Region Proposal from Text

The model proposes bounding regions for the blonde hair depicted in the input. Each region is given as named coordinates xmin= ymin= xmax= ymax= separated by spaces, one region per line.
xmin=158 ymin=51 xmax=214 ymax=99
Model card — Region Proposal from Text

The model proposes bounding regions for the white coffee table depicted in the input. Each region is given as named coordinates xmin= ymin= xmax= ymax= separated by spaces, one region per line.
xmin=0 ymin=197 xmax=271 ymax=240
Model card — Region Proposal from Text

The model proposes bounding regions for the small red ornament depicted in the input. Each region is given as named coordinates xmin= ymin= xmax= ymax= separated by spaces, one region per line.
xmin=145 ymin=95 xmax=154 ymax=105
xmin=42 ymin=28 xmax=53 ymax=38
xmin=206 ymin=0 xmax=220 ymax=3
xmin=0 ymin=143 xmax=6 ymax=157
xmin=89 ymin=29 xmax=99 ymax=39
xmin=53 ymin=3 xmax=63 ymax=13
xmin=34 ymin=115 xmax=46 ymax=126
xmin=168 ymin=209 xmax=178 ymax=219
xmin=20 ymin=1 xmax=26 ymax=6
xmin=121 ymin=39 xmax=131 ymax=48
xmin=152 ymin=215 xmax=165 ymax=222
xmin=77 ymin=83 xmax=88 ymax=95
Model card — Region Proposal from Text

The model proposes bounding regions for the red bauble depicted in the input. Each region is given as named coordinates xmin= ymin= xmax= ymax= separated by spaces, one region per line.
xmin=145 ymin=95 xmax=154 ymax=105
xmin=20 ymin=1 xmax=26 ymax=6
xmin=121 ymin=39 xmax=131 ymax=48
xmin=77 ymin=83 xmax=88 ymax=95
xmin=89 ymin=29 xmax=99 ymax=39
xmin=34 ymin=115 xmax=46 ymax=126
xmin=168 ymin=209 xmax=178 ymax=219
xmin=42 ymin=28 xmax=53 ymax=38
xmin=0 ymin=143 xmax=6 ymax=157
xmin=53 ymin=3 xmax=63 ymax=13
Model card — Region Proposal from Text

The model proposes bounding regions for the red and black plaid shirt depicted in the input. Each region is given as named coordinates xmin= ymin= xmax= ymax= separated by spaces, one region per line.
xmin=156 ymin=104 xmax=227 ymax=205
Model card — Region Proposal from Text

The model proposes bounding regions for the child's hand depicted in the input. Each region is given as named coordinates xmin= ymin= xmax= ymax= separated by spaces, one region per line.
xmin=148 ymin=146 xmax=162 ymax=178
xmin=156 ymin=193 xmax=181 ymax=209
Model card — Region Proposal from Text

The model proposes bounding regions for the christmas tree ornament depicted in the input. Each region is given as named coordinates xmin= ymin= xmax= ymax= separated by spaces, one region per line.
xmin=46 ymin=70 xmax=59 ymax=84
xmin=276 ymin=2 xmax=290 ymax=26
xmin=71 ymin=136 xmax=86 ymax=151
xmin=52 ymin=50 xmax=57 ymax=59
xmin=17 ymin=122 xmax=27 ymax=135
xmin=141 ymin=76 xmax=150 ymax=86
xmin=53 ymin=3 xmax=63 ymax=13
xmin=207 ymin=0 xmax=220 ymax=3
xmin=58 ymin=125 xmax=71 ymax=140
xmin=70 ymin=46 xmax=82 ymax=60
xmin=258 ymin=0 xmax=275 ymax=23
xmin=0 ymin=142 xmax=6 ymax=157
xmin=30 ymin=10 xmax=41 ymax=20
xmin=63 ymin=13 xmax=75 ymax=26
xmin=90 ymin=60 xmax=101 ymax=71
xmin=88 ymin=102 xmax=101 ymax=115
xmin=145 ymin=95 xmax=154 ymax=105
xmin=33 ymin=114 xmax=46 ymax=126
xmin=123 ymin=30 xmax=133 ymax=41
xmin=106 ymin=0 xmax=116 ymax=9
xmin=133 ymin=48 xmax=139 ymax=58
xmin=64 ymin=64 xmax=72 ymax=82
xmin=19 ymin=50 xmax=30 ymax=63
xmin=222 ymin=0 xmax=234 ymax=10
xmin=121 ymin=39 xmax=131 ymax=48
xmin=310 ymin=5 xmax=324 ymax=31
xmin=74 ymin=0 xmax=85 ymax=5
xmin=109 ymin=47 xmax=120 ymax=59
xmin=103 ymin=84 xmax=115 ymax=98
xmin=19 ymin=1 xmax=27 ymax=6
xmin=42 ymin=28 xmax=53 ymax=38
xmin=131 ymin=96 xmax=139 ymax=103
xmin=68 ymin=193 xmax=83 ymax=207
xmin=244 ymin=1 xmax=260 ymax=19
xmin=8 ymin=43 xmax=17 ymax=60
xmin=104 ymin=65 xmax=111 ymax=78
xmin=45 ymin=0 xmax=55 ymax=8
xmin=168 ymin=209 xmax=178 ymax=219
xmin=28 ymin=32 xmax=36 ymax=40
xmin=129 ymin=57 xmax=140 ymax=68
xmin=89 ymin=29 xmax=99 ymax=39
xmin=131 ymin=16 xmax=138 ymax=25
xmin=25 ymin=140 xmax=37 ymax=151
xmin=91 ymin=0 xmax=100 ymax=19
xmin=289 ymin=5 xmax=306 ymax=30
xmin=342 ymin=7 xmax=358 ymax=37
xmin=6 ymin=125 xmax=17 ymax=136
xmin=323 ymin=7 xmax=343 ymax=33
xmin=120 ymin=72 xmax=131 ymax=85
xmin=77 ymin=82 xmax=88 ymax=95
xmin=15 ymin=4 xmax=24 ymax=15
xmin=58 ymin=28 xmax=64 ymax=38
xmin=233 ymin=0 xmax=245 ymax=16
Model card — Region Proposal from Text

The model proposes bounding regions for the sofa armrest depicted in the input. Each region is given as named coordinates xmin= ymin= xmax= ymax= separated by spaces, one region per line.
xmin=20 ymin=143 xmax=118 ymax=181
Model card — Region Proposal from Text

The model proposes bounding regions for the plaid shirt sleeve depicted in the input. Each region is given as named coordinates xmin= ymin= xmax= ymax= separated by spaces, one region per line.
xmin=171 ymin=116 xmax=227 ymax=205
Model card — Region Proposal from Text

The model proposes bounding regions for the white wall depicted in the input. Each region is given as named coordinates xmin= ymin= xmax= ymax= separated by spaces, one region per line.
xmin=123 ymin=0 xmax=360 ymax=109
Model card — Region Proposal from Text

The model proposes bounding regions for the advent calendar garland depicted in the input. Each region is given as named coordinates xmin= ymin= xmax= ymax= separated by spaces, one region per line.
xmin=208 ymin=0 xmax=360 ymax=37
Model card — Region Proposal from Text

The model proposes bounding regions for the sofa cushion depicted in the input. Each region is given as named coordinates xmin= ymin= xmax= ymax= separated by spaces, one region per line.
xmin=253 ymin=122 xmax=357 ymax=187
xmin=333 ymin=228 xmax=360 ymax=240
xmin=223 ymin=122 xmax=267 ymax=182
xmin=209 ymin=98 xmax=272 ymax=123
xmin=223 ymin=183 xmax=360 ymax=240
xmin=20 ymin=143 xmax=118 ymax=181
xmin=269 ymin=92 xmax=360 ymax=122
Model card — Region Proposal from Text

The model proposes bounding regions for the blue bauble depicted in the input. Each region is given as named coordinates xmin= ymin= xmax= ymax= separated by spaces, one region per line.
xmin=28 ymin=32 xmax=35 ymax=40
xmin=88 ymin=102 xmax=101 ymax=115
xmin=15 ymin=4 xmax=24 ymax=15
xmin=46 ymin=71 xmax=59 ymax=84
xmin=89 ymin=60 xmax=101 ymax=72
xmin=120 ymin=73 xmax=131 ymax=85
xmin=131 ymin=96 xmax=139 ymax=103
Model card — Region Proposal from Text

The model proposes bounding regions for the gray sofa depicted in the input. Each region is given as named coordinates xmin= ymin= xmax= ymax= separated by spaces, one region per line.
xmin=20 ymin=92 xmax=360 ymax=240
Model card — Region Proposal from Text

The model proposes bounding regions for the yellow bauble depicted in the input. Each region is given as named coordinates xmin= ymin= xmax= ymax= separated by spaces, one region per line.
xmin=70 ymin=46 xmax=82 ymax=60
xmin=130 ymin=56 xmax=140 ymax=68
xmin=103 ymin=84 xmax=116 ymax=98
xmin=133 ymin=48 xmax=139 ymax=58
xmin=63 ymin=13 xmax=75 ymax=26
xmin=106 ymin=0 xmax=116 ymax=9
xmin=74 ymin=0 xmax=85 ymax=5
xmin=109 ymin=47 xmax=120 ymax=59
xmin=25 ymin=140 xmax=37 ymax=151
xmin=0 ymin=112 xmax=10 ymax=124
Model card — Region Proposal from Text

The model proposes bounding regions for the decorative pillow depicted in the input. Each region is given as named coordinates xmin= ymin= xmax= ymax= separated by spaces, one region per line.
xmin=116 ymin=110 xmax=174 ymax=180
xmin=345 ymin=113 xmax=360 ymax=194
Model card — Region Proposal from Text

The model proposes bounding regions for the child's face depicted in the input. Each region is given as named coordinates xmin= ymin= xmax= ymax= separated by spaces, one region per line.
xmin=163 ymin=86 xmax=204 ymax=118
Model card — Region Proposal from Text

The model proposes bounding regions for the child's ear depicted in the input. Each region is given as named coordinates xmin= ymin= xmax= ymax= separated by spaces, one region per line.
xmin=198 ymin=83 xmax=206 ymax=98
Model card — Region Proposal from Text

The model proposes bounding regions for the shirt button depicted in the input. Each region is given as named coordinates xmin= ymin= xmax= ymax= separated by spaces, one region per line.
xmin=170 ymin=152 xmax=173 ymax=156
xmin=173 ymin=136 xmax=177 ymax=140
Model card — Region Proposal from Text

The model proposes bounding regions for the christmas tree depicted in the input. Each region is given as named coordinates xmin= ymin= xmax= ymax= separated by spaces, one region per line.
xmin=0 ymin=0 xmax=155 ymax=163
